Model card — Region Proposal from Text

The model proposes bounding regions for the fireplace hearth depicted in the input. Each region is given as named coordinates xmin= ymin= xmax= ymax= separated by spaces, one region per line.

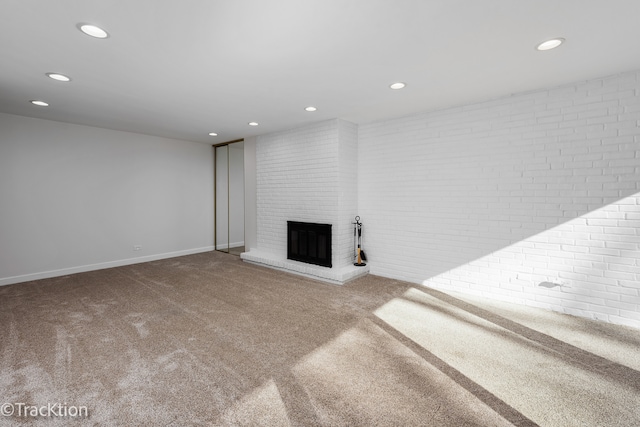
xmin=287 ymin=221 xmax=332 ymax=268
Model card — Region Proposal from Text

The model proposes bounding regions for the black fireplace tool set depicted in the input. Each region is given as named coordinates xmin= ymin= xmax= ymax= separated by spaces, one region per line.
xmin=353 ymin=216 xmax=367 ymax=266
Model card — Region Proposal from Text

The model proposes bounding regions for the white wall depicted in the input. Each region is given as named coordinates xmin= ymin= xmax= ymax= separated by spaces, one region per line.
xmin=229 ymin=142 xmax=245 ymax=246
xmin=0 ymin=113 xmax=214 ymax=285
xmin=358 ymin=70 xmax=640 ymax=328
xmin=244 ymin=137 xmax=258 ymax=252
xmin=337 ymin=120 xmax=359 ymax=267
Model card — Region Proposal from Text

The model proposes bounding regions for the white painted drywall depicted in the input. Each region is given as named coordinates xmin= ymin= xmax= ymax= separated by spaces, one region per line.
xmin=229 ymin=142 xmax=245 ymax=247
xmin=244 ymin=137 xmax=257 ymax=252
xmin=0 ymin=113 xmax=214 ymax=285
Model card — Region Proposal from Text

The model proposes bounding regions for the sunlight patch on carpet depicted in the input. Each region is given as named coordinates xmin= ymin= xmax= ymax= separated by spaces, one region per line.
xmin=374 ymin=288 xmax=640 ymax=427
xmin=216 ymin=379 xmax=291 ymax=426
xmin=291 ymin=318 xmax=513 ymax=426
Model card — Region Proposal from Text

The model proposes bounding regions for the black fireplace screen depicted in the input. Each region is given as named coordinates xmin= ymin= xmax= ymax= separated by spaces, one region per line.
xmin=287 ymin=221 xmax=332 ymax=268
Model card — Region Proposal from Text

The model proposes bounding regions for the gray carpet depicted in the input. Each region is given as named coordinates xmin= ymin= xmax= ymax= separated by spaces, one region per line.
xmin=0 ymin=251 xmax=638 ymax=426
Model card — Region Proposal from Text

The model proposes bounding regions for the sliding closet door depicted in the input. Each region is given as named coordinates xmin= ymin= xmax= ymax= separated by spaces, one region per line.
xmin=214 ymin=141 xmax=244 ymax=255
xmin=215 ymin=145 xmax=229 ymax=252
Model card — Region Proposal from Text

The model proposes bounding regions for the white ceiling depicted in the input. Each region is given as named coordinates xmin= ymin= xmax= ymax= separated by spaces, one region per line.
xmin=1 ymin=0 xmax=640 ymax=144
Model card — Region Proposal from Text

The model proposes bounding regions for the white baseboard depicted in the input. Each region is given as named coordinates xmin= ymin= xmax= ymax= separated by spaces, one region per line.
xmin=0 ymin=246 xmax=215 ymax=287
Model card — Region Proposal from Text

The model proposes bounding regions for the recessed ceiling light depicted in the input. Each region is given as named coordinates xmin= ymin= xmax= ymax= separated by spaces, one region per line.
xmin=46 ymin=73 xmax=71 ymax=82
xmin=208 ymin=132 xmax=218 ymax=136
xmin=305 ymin=106 xmax=317 ymax=112
xmin=248 ymin=122 xmax=259 ymax=126
xmin=30 ymin=100 xmax=49 ymax=107
xmin=389 ymin=82 xmax=406 ymax=90
xmin=78 ymin=23 xmax=109 ymax=39
xmin=536 ymin=38 xmax=565 ymax=51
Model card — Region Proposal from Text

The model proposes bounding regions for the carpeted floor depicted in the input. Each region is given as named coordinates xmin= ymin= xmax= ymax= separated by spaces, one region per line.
xmin=0 ymin=251 xmax=638 ymax=426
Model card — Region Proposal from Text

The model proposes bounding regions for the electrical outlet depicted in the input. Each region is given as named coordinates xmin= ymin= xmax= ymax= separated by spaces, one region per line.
xmin=133 ymin=245 xmax=142 ymax=251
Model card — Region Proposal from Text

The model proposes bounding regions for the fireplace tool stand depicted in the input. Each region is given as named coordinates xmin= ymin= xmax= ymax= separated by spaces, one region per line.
xmin=353 ymin=216 xmax=367 ymax=266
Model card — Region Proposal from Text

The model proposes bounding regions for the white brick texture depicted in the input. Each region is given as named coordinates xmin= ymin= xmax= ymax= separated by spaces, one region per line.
xmin=358 ymin=71 xmax=640 ymax=328
xmin=256 ymin=119 xmax=358 ymax=269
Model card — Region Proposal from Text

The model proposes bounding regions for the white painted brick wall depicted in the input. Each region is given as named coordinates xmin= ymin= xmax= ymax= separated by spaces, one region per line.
xmin=337 ymin=120 xmax=359 ymax=267
xmin=358 ymin=70 xmax=640 ymax=328
xmin=256 ymin=119 xmax=357 ymax=269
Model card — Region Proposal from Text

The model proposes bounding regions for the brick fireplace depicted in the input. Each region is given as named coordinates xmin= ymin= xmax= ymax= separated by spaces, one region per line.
xmin=241 ymin=119 xmax=369 ymax=284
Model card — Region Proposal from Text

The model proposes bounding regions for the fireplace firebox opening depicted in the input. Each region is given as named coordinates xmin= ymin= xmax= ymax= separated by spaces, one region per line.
xmin=287 ymin=221 xmax=332 ymax=268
